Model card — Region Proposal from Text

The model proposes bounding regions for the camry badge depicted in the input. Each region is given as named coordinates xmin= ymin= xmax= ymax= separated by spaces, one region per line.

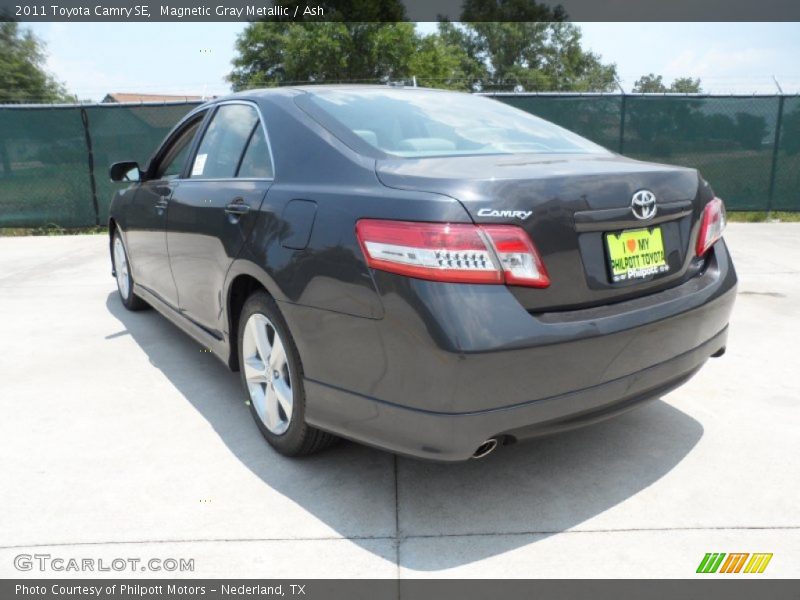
xmin=477 ymin=208 xmax=533 ymax=220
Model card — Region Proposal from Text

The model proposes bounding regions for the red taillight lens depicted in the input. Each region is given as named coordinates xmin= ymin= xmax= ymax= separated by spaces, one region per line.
xmin=480 ymin=225 xmax=550 ymax=287
xmin=696 ymin=197 xmax=727 ymax=257
xmin=355 ymin=219 xmax=549 ymax=288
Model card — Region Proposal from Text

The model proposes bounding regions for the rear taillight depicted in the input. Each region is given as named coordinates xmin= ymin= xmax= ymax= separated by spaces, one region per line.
xmin=355 ymin=219 xmax=549 ymax=288
xmin=479 ymin=225 xmax=550 ymax=287
xmin=696 ymin=197 xmax=727 ymax=257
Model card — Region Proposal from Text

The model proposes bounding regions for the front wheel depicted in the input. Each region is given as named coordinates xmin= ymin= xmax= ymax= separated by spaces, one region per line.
xmin=237 ymin=291 xmax=337 ymax=457
xmin=112 ymin=230 xmax=147 ymax=311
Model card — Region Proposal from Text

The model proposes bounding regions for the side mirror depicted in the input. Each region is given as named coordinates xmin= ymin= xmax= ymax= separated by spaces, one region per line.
xmin=109 ymin=161 xmax=141 ymax=182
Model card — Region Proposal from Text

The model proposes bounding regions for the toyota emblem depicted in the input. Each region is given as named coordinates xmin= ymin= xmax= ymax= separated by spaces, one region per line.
xmin=631 ymin=190 xmax=657 ymax=220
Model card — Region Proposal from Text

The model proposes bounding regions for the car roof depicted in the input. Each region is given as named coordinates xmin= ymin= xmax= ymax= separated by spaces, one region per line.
xmin=215 ymin=84 xmax=453 ymax=103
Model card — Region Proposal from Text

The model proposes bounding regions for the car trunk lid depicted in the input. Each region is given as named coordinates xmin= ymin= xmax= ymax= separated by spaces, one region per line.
xmin=375 ymin=153 xmax=708 ymax=312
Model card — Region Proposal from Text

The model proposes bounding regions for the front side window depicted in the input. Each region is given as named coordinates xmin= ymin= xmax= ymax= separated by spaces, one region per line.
xmin=304 ymin=89 xmax=610 ymax=158
xmin=190 ymin=104 xmax=259 ymax=179
xmin=156 ymin=117 xmax=203 ymax=179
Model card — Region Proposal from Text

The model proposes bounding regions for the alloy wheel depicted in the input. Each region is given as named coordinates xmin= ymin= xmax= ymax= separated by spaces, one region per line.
xmin=242 ymin=313 xmax=293 ymax=435
xmin=113 ymin=236 xmax=130 ymax=300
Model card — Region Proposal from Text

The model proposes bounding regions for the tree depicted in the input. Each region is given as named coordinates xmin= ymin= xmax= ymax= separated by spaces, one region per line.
xmin=633 ymin=73 xmax=703 ymax=93
xmin=229 ymin=1 xmax=618 ymax=93
xmin=670 ymin=77 xmax=702 ymax=93
xmin=410 ymin=32 xmax=478 ymax=90
xmin=434 ymin=22 xmax=617 ymax=92
xmin=228 ymin=0 xmax=425 ymax=89
xmin=449 ymin=2 xmax=615 ymax=91
xmin=229 ymin=22 xmax=420 ymax=89
xmin=632 ymin=74 xmax=667 ymax=93
xmin=0 ymin=22 xmax=73 ymax=103
xmin=434 ymin=21 xmax=489 ymax=89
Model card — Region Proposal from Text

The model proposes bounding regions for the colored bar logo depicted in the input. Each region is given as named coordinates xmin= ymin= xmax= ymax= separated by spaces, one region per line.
xmin=697 ymin=553 xmax=773 ymax=574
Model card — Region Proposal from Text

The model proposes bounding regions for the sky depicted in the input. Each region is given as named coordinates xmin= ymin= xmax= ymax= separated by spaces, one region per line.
xmin=26 ymin=22 xmax=800 ymax=102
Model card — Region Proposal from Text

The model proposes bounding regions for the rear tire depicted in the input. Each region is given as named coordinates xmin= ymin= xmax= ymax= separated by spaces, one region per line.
xmin=237 ymin=291 xmax=338 ymax=457
xmin=112 ymin=230 xmax=148 ymax=311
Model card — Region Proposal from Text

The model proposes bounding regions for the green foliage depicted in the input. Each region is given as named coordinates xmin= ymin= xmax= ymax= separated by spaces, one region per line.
xmin=229 ymin=16 xmax=618 ymax=92
xmin=228 ymin=22 xmax=420 ymax=88
xmin=633 ymin=73 xmax=703 ymax=94
xmin=0 ymin=225 xmax=107 ymax=236
xmin=410 ymin=33 xmax=475 ymax=90
xmin=726 ymin=211 xmax=800 ymax=222
xmin=455 ymin=22 xmax=614 ymax=91
xmin=0 ymin=23 xmax=74 ymax=103
xmin=670 ymin=77 xmax=702 ymax=93
xmin=633 ymin=74 xmax=667 ymax=93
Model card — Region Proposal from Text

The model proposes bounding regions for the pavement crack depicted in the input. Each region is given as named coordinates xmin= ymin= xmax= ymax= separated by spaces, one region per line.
xmin=0 ymin=535 xmax=396 ymax=550
xmin=3 ymin=525 xmax=797 ymax=551
xmin=399 ymin=524 xmax=800 ymax=541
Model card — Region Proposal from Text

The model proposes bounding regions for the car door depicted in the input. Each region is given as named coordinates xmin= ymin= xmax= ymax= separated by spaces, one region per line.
xmin=167 ymin=101 xmax=274 ymax=337
xmin=125 ymin=113 xmax=206 ymax=307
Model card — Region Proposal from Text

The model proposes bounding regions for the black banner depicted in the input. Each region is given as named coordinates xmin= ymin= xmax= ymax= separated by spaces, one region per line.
xmin=1 ymin=0 xmax=800 ymax=22
xmin=3 ymin=580 xmax=800 ymax=600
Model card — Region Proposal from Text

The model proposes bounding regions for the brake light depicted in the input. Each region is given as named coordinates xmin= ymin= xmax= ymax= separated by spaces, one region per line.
xmin=355 ymin=219 xmax=550 ymax=288
xmin=696 ymin=197 xmax=727 ymax=257
xmin=480 ymin=225 xmax=550 ymax=287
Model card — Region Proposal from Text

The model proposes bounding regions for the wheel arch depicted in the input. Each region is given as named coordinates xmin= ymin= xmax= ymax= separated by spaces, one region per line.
xmin=224 ymin=262 xmax=285 ymax=372
xmin=108 ymin=218 xmax=119 ymax=276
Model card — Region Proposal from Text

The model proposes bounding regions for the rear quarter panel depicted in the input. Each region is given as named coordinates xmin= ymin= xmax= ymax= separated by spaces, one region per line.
xmin=226 ymin=94 xmax=470 ymax=321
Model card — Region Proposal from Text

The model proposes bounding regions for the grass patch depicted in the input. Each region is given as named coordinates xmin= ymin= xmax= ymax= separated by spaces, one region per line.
xmin=727 ymin=211 xmax=800 ymax=222
xmin=0 ymin=224 xmax=107 ymax=236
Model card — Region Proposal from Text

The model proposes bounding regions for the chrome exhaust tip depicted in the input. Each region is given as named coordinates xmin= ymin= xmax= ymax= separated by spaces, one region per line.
xmin=472 ymin=438 xmax=498 ymax=459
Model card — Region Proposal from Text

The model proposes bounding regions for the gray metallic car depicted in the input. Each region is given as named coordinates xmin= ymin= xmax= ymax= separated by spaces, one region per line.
xmin=108 ymin=86 xmax=736 ymax=461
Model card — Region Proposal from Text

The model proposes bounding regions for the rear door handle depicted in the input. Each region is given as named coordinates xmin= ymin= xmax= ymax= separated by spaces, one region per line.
xmin=224 ymin=199 xmax=250 ymax=216
xmin=155 ymin=197 xmax=169 ymax=211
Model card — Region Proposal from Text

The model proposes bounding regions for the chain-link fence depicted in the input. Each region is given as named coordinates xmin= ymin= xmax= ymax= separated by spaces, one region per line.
xmin=1 ymin=94 xmax=799 ymax=228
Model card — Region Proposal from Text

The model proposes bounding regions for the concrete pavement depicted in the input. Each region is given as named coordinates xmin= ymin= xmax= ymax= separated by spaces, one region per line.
xmin=0 ymin=224 xmax=798 ymax=578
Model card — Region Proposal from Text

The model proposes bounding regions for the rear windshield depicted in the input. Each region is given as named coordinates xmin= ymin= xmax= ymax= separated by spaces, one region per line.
xmin=305 ymin=88 xmax=609 ymax=158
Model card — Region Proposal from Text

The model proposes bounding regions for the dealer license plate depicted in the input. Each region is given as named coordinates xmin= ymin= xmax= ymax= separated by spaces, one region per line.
xmin=605 ymin=227 xmax=669 ymax=282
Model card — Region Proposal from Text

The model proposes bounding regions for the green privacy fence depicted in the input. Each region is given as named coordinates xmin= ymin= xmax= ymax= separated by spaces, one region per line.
xmin=0 ymin=101 xmax=201 ymax=228
xmin=495 ymin=93 xmax=800 ymax=211
xmin=1 ymin=94 xmax=799 ymax=228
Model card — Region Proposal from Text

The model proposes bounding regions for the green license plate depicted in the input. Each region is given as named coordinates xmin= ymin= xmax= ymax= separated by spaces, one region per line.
xmin=605 ymin=227 xmax=669 ymax=282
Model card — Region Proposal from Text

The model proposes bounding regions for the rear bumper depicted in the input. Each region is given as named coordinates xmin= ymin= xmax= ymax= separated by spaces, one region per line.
xmin=283 ymin=239 xmax=736 ymax=461
xmin=304 ymin=326 xmax=725 ymax=461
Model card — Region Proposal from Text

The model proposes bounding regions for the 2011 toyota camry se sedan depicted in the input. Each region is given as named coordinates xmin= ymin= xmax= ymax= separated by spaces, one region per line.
xmin=108 ymin=86 xmax=736 ymax=461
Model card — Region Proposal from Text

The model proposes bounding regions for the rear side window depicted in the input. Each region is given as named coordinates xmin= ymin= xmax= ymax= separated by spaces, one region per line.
xmin=236 ymin=124 xmax=273 ymax=179
xmin=191 ymin=104 xmax=258 ymax=179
